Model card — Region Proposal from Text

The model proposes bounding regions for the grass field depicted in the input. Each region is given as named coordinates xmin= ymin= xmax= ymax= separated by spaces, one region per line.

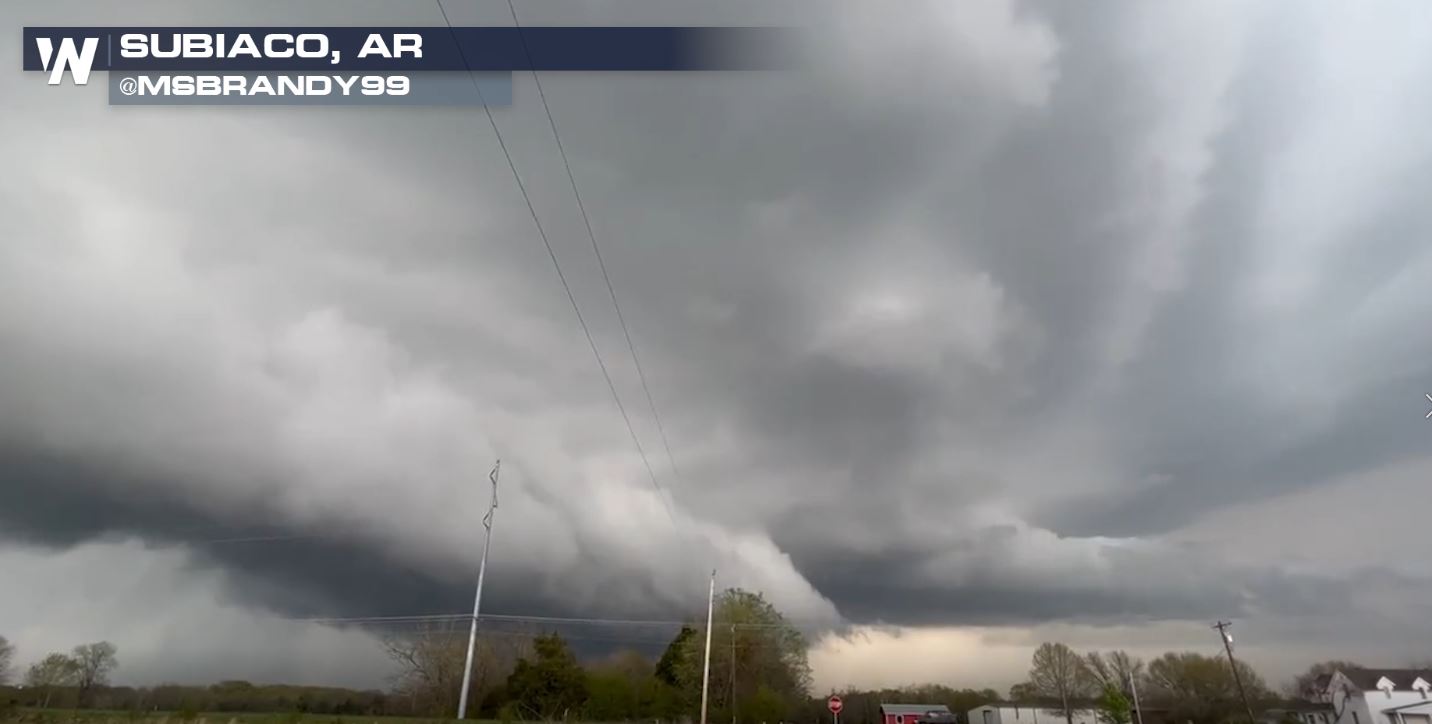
xmin=0 ymin=711 xmax=469 ymax=724
xmin=0 ymin=712 xmax=652 ymax=724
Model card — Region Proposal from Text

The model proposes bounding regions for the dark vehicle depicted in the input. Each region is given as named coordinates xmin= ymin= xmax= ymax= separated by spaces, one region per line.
xmin=916 ymin=713 xmax=959 ymax=724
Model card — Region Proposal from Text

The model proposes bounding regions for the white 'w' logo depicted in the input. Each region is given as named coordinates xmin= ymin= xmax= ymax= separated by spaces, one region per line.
xmin=36 ymin=37 xmax=99 ymax=85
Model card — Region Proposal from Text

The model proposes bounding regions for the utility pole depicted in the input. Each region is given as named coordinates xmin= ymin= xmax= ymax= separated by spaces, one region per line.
xmin=700 ymin=570 xmax=716 ymax=724
xmin=1127 ymin=668 xmax=1145 ymax=724
xmin=730 ymin=624 xmax=737 ymax=724
xmin=1213 ymin=621 xmax=1257 ymax=724
xmin=457 ymin=460 xmax=501 ymax=720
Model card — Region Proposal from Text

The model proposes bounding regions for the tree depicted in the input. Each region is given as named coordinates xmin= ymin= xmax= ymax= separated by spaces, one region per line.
xmin=672 ymin=588 xmax=812 ymax=722
xmin=1010 ymin=681 xmax=1043 ymax=703
xmin=1096 ymin=684 xmax=1131 ymax=724
xmin=0 ymin=636 xmax=13 ymax=686
xmin=71 ymin=641 xmax=119 ymax=706
xmin=26 ymin=653 xmax=80 ymax=708
xmin=1085 ymin=651 xmax=1144 ymax=700
xmin=1286 ymin=661 xmax=1362 ymax=702
xmin=384 ymin=626 xmax=468 ymax=717
xmin=745 ymin=685 xmax=789 ymax=724
xmin=1029 ymin=642 xmax=1094 ymax=724
xmin=656 ymin=626 xmax=696 ymax=686
xmin=507 ymin=633 xmax=588 ymax=721
xmin=1143 ymin=652 xmax=1270 ymax=724
xmin=384 ymin=624 xmax=531 ymax=718
xmin=585 ymin=670 xmax=640 ymax=721
xmin=584 ymin=650 xmax=661 ymax=721
xmin=1286 ymin=661 xmax=1364 ymax=724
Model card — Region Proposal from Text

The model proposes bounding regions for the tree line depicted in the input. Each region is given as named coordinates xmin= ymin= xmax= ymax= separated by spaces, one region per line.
xmin=0 ymin=615 xmax=1419 ymax=724
xmin=383 ymin=588 xmax=812 ymax=721
xmin=0 ymin=638 xmax=119 ymax=710
xmin=1005 ymin=642 xmax=1406 ymax=724
xmin=0 ymin=588 xmax=815 ymax=722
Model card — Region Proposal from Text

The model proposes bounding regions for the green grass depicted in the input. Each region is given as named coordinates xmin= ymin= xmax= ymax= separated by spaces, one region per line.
xmin=0 ymin=711 xmax=466 ymax=724
xmin=0 ymin=712 xmax=643 ymax=724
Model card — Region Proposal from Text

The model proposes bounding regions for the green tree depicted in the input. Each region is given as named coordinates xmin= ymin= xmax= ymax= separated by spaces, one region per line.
xmin=1097 ymin=684 xmax=1131 ymax=724
xmin=745 ymin=685 xmax=788 ymax=724
xmin=1143 ymin=652 xmax=1270 ymax=724
xmin=583 ymin=650 xmax=655 ymax=721
xmin=0 ymin=636 xmax=13 ymax=686
xmin=507 ymin=633 xmax=588 ymax=721
xmin=672 ymin=589 xmax=811 ymax=723
xmin=641 ymin=675 xmax=684 ymax=720
xmin=25 ymin=653 xmax=79 ymax=708
xmin=656 ymin=626 xmax=696 ymax=686
xmin=585 ymin=671 xmax=639 ymax=721
xmin=1029 ymin=642 xmax=1094 ymax=724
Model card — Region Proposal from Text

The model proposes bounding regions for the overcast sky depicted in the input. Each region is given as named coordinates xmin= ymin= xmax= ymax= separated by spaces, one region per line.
xmin=4 ymin=0 xmax=1432 ymax=694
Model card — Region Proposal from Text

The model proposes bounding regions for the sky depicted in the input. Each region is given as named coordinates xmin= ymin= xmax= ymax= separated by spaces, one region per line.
xmin=3 ymin=0 xmax=1432 ymax=695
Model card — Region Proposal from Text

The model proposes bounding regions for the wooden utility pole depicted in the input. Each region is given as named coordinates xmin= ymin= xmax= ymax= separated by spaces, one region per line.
xmin=730 ymin=624 xmax=737 ymax=724
xmin=1214 ymin=621 xmax=1257 ymax=724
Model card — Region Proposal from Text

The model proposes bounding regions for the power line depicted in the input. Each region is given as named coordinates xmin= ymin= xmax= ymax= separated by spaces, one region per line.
xmin=432 ymin=0 xmax=677 ymax=527
xmin=194 ymin=534 xmax=326 ymax=545
xmin=503 ymin=0 xmax=688 ymax=494
xmin=483 ymin=613 xmax=814 ymax=630
xmin=290 ymin=611 xmax=817 ymax=630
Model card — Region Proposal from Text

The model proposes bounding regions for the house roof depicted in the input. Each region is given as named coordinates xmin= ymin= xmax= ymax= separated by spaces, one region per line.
xmin=1337 ymin=668 xmax=1432 ymax=691
xmin=974 ymin=702 xmax=1102 ymax=711
xmin=1383 ymin=702 xmax=1432 ymax=714
xmin=881 ymin=704 xmax=953 ymax=715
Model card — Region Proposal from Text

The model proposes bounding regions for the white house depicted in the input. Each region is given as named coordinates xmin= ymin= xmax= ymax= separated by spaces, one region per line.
xmin=967 ymin=703 xmax=1100 ymax=724
xmin=1317 ymin=668 xmax=1432 ymax=724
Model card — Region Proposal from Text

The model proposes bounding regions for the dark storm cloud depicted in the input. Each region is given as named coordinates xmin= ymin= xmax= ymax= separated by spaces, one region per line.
xmin=0 ymin=447 xmax=600 ymax=625
xmin=4 ymin=0 xmax=1432 ymax=669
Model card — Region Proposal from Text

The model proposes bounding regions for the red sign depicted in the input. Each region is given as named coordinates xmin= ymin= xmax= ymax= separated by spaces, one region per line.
xmin=828 ymin=696 xmax=843 ymax=715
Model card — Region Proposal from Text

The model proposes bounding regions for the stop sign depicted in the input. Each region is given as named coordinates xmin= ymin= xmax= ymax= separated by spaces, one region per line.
xmin=828 ymin=696 xmax=843 ymax=715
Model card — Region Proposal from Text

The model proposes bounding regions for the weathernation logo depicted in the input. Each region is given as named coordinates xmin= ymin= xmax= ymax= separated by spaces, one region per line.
xmin=35 ymin=36 xmax=100 ymax=85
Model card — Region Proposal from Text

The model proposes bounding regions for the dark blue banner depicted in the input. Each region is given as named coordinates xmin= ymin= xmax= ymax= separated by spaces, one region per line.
xmin=22 ymin=27 xmax=793 ymax=72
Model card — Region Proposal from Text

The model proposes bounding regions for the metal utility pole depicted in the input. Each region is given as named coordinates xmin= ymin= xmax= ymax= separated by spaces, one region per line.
xmin=700 ymin=570 xmax=716 ymax=724
xmin=1213 ymin=621 xmax=1257 ymax=724
xmin=457 ymin=460 xmax=501 ymax=720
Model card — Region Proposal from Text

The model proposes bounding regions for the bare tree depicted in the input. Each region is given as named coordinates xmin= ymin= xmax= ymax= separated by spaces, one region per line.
xmin=1030 ymin=642 xmax=1094 ymax=724
xmin=1287 ymin=661 xmax=1363 ymax=703
xmin=0 ymin=636 xmax=14 ymax=685
xmin=1086 ymin=651 xmax=1145 ymax=699
xmin=71 ymin=641 xmax=118 ymax=707
xmin=384 ymin=623 xmax=532 ymax=717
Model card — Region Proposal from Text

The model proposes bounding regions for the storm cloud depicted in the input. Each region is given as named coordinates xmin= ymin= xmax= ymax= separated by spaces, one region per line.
xmin=4 ymin=0 xmax=1432 ymax=688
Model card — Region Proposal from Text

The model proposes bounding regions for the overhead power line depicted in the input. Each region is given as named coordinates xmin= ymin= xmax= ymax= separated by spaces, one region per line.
xmin=290 ymin=611 xmax=816 ymax=631
xmin=433 ymin=0 xmax=677 ymax=527
xmin=503 ymin=0 xmax=689 ymax=492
